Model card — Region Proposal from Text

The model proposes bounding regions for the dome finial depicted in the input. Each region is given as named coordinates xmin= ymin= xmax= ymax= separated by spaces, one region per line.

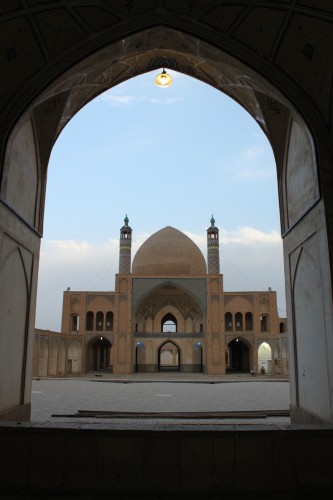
xmin=124 ymin=214 xmax=129 ymax=227
xmin=210 ymin=214 xmax=215 ymax=227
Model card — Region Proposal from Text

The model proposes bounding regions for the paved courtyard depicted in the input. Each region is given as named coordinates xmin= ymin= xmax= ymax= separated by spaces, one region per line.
xmin=31 ymin=374 xmax=290 ymax=426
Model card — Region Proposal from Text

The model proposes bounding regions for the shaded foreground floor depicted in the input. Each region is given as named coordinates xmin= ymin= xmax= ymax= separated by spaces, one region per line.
xmin=31 ymin=374 xmax=290 ymax=425
xmin=6 ymin=376 xmax=333 ymax=499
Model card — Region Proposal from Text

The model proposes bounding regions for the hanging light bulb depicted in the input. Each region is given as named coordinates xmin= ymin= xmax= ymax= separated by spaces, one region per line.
xmin=154 ymin=68 xmax=173 ymax=88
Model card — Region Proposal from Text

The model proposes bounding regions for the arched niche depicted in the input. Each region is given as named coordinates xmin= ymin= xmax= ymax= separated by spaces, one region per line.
xmin=87 ymin=336 xmax=112 ymax=372
xmin=158 ymin=340 xmax=180 ymax=372
xmin=227 ymin=337 xmax=252 ymax=373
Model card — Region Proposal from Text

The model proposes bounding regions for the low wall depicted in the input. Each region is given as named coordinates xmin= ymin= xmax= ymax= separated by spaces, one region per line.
xmin=0 ymin=424 xmax=332 ymax=498
xmin=135 ymin=364 xmax=204 ymax=373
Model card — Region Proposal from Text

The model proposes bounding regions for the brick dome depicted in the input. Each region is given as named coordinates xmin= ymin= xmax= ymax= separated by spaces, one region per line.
xmin=132 ymin=227 xmax=207 ymax=276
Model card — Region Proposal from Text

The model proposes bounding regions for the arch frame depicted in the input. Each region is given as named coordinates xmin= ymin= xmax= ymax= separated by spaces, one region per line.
xmin=157 ymin=339 xmax=181 ymax=372
xmin=0 ymin=11 xmax=332 ymax=424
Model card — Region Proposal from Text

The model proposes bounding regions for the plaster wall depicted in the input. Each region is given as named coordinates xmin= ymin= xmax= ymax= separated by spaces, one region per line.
xmin=284 ymin=119 xmax=319 ymax=228
xmin=1 ymin=117 xmax=40 ymax=228
xmin=0 ymin=202 xmax=40 ymax=420
xmin=284 ymin=200 xmax=333 ymax=423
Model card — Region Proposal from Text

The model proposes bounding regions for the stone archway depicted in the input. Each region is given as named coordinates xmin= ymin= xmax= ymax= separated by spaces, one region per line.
xmin=158 ymin=341 xmax=180 ymax=372
xmin=87 ymin=336 xmax=112 ymax=372
xmin=258 ymin=341 xmax=272 ymax=374
xmin=227 ymin=338 xmax=251 ymax=373
xmin=0 ymin=4 xmax=333 ymax=425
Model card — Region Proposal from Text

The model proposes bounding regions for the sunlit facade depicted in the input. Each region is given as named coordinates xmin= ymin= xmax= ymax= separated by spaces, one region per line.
xmin=34 ymin=216 xmax=287 ymax=377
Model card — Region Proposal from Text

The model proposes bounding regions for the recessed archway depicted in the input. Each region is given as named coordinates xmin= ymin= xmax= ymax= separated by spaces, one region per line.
xmin=0 ymin=11 xmax=332 ymax=426
xmin=258 ymin=341 xmax=272 ymax=374
xmin=158 ymin=341 xmax=180 ymax=372
xmin=87 ymin=336 xmax=112 ymax=372
xmin=227 ymin=338 xmax=251 ymax=373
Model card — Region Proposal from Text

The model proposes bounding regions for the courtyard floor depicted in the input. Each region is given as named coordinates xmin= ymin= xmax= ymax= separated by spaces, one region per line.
xmin=31 ymin=373 xmax=291 ymax=426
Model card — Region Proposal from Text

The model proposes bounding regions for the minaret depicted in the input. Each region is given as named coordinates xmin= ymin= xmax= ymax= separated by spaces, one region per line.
xmin=119 ymin=214 xmax=132 ymax=274
xmin=207 ymin=215 xmax=220 ymax=274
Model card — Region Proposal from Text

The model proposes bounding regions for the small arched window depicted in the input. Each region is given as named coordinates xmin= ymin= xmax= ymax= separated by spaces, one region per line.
xmin=279 ymin=322 xmax=286 ymax=333
xmin=225 ymin=312 xmax=233 ymax=331
xmin=261 ymin=314 xmax=269 ymax=332
xmin=106 ymin=311 xmax=114 ymax=331
xmin=96 ymin=311 xmax=104 ymax=331
xmin=235 ymin=312 xmax=243 ymax=331
xmin=86 ymin=311 xmax=94 ymax=331
xmin=161 ymin=313 xmax=177 ymax=333
xmin=245 ymin=312 xmax=253 ymax=331
xmin=71 ymin=314 xmax=79 ymax=332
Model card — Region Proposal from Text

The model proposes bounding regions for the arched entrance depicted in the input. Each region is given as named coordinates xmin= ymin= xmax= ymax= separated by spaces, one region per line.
xmin=227 ymin=338 xmax=250 ymax=373
xmin=135 ymin=341 xmax=145 ymax=373
xmin=258 ymin=342 xmax=272 ymax=374
xmin=0 ymin=5 xmax=332 ymax=425
xmin=67 ymin=341 xmax=82 ymax=375
xmin=193 ymin=342 xmax=203 ymax=373
xmin=88 ymin=337 xmax=112 ymax=372
xmin=158 ymin=341 xmax=180 ymax=372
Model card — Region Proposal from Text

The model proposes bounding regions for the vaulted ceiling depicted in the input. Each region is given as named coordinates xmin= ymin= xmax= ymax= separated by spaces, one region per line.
xmin=0 ymin=1 xmax=332 ymax=177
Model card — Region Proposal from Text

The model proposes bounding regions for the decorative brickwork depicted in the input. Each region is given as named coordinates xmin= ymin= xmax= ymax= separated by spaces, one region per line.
xmin=208 ymin=252 xmax=220 ymax=274
xmin=207 ymin=216 xmax=220 ymax=274
xmin=224 ymin=294 xmax=254 ymax=306
xmin=134 ymin=332 xmax=204 ymax=339
xmin=225 ymin=334 xmax=254 ymax=346
xmin=137 ymin=293 xmax=202 ymax=320
xmin=119 ymin=248 xmax=131 ymax=274
xmin=132 ymin=278 xmax=206 ymax=311
xmin=119 ymin=215 xmax=132 ymax=274
xmin=86 ymin=294 xmax=115 ymax=306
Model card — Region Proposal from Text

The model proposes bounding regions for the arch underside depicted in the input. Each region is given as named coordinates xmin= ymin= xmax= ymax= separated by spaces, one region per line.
xmin=135 ymin=283 xmax=203 ymax=324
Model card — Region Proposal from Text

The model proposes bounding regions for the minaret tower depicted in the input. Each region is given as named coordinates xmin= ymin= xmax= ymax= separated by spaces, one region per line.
xmin=119 ymin=214 xmax=132 ymax=274
xmin=207 ymin=215 xmax=220 ymax=274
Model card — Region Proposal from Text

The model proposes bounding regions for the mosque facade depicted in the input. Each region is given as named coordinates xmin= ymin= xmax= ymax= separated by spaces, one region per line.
xmin=34 ymin=217 xmax=288 ymax=378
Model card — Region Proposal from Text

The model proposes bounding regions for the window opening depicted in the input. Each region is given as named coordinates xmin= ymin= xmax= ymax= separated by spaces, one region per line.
xmin=86 ymin=311 xmax=94 ymax=331
xmin=225 ymin=312 xmax=233 ymax=331
xmin=96 ymin=311 xmax=104 ymax=331
xmin=161 ymin=313 xmax=177 ymax=333
xmin=261 ymin=314 xmax=268 ymax=332
xmin=235 ymin=312 xmax=243 ymax=331
xmin=245 ymin=312 xmax=253 ymax=331
xmin=71 ymin=314 xmax=79 ymax=332
xmin=106 ymin=311 xmax=114 ymax=331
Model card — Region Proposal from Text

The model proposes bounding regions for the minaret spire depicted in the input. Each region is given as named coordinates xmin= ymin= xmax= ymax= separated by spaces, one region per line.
xmin=119 ymin=214 xmax=132 ymax=274
xmin=207 ymin=215 xmax=220 ymax=274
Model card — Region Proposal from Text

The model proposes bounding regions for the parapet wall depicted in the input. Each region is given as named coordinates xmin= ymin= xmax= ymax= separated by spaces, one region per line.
xmin=1 ymin=424 xmax=333 ymax=498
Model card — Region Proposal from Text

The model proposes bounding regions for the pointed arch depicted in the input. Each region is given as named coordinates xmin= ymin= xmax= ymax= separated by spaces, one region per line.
xmin=86 ymin=336 xmax=112 ymax=372
xmin=161 ymin=313 xmax=177 ymax=333
xmin=154 ymin=305 xmax=185 ymax=333
xmin=0 ymin=245 xmax=29 ymax=408
xmin=67 ymin=341 xmax=82 ymax=374
xmin=158 ymin=340 xmax=181 ymax=372
xmin=258 ymin=342 xmax=272 ymax=374
xmin=227 ymin=337 xmax=251 ymax=373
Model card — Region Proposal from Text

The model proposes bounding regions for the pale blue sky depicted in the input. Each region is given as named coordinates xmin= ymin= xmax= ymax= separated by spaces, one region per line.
xmin=36 ymin=70 xmax=285 ymax=330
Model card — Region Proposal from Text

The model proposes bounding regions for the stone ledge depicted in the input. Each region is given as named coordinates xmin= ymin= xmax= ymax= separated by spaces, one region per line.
xmin=0 ymin=424 xmax=333 ymax=496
